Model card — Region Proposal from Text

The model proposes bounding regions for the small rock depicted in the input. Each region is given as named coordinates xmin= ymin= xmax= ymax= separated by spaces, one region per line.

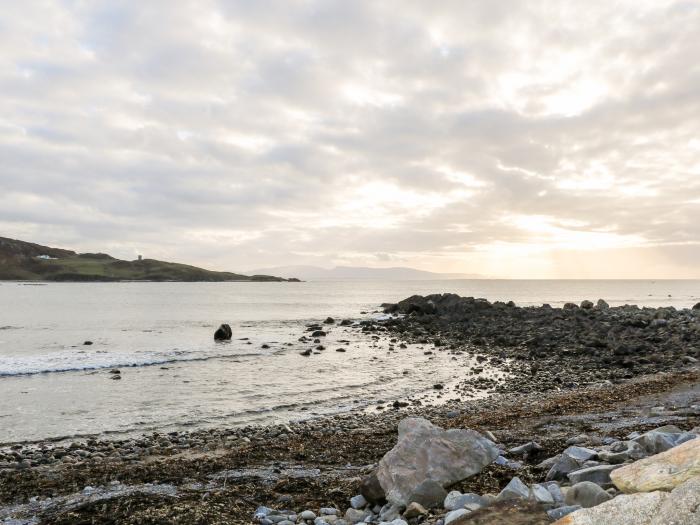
xmin=568 ymin=465 xmax=621 ymax=487
xmin=547 ymin=505 xmax=581 ymax=521
xmin=350 ymin=494 xmax=367 ymax=509
xmin=344 ymin=508 xmax=371 ymax=524
xmin=444 ymin=509 xmax=470 ymax=525
xmin=496 ymin=477 xmax=530 ymax=501
xmin=509 ymin=441 xmax=542 ymax=455
xmin=443 ymin=491 xmax=487 ymax=511
xmin=299 ymin=510 xmax=316 ymax=521
xmin=360 ymin=472 xmax=386 ymax=504
xmin=529 ymin=483 xmax=554 ymax=504
xmin=562 ymin=446 xmax=598 ymax=463
xmin=403 ymin=502 xmax=427 ymax=519
xmin=565 ymin=481 xmax=612 ymax=508
xmin=324 ymin=317 xmax=335 ymax=324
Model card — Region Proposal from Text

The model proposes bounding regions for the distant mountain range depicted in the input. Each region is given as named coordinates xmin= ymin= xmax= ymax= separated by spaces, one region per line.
xmin=0 ymin=237 xmax=296 ymax=282
xmin=246 ymin=265 xmax=483 ymax=281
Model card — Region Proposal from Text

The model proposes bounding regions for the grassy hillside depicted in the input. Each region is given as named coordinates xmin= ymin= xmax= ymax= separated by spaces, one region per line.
xmin=0 ymin=237 xmax=295 ymax=282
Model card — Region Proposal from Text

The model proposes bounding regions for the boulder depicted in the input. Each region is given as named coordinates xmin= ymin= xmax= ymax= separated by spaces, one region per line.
xmin=555 ymin=476 xmax=700 ymax=524
xmin=375 ymin=418 xmax=498 ymax=506
xmin=564 ymin=481 xmax=612 ymax=508
xmin=611 ymin=436 xmax=700 ymax=493
xmin=596 ymin=299 xmax=610 ymax=309
xmin=650 ymin=475 xmax=700 ymax=524
xmin=580 ymin=300 xmax=594 ymax=309
xmin=214 ymin=324 xmax=232 ymax=340
xmin=553 ymin=492 xmax=667 ymax=525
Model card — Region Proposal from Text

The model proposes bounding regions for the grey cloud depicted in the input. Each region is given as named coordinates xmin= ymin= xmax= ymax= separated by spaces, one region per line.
xmin=0 ymin=0 xmax=699 ymax=276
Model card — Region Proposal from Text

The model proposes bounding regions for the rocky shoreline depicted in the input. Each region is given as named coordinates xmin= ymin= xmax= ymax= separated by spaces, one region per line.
xmin=1 ymin=294 xmax=699 ymax=524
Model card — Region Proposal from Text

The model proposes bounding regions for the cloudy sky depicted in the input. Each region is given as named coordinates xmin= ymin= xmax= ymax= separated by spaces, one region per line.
xmin=2 ymin=1 xmax=699 ymax=278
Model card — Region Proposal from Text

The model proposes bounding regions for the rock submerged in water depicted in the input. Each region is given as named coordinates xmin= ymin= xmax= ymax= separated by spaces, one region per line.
xmin=214 ymin=324 xmax=232 ymax=341
xmin=375 ymin=417 xmax=499 ymax=506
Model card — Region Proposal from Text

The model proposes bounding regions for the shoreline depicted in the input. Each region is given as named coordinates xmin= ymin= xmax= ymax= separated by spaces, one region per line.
xmin=1 ymin=370 xmax=697 ymax=524
xmin=1 ymin=295 xmax=699 ymax=523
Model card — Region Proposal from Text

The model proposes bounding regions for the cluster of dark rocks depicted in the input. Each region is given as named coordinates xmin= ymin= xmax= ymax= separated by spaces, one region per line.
xmin=374 ymin=294 xmax=700 ymax=392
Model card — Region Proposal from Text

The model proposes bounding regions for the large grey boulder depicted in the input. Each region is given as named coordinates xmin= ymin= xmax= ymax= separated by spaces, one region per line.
xmin=376 ymin=418 xmax=498 ymax=506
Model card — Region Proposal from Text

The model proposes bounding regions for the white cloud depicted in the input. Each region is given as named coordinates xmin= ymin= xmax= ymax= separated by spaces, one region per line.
xmin=0 ymin=0 xmax=699 ymax=277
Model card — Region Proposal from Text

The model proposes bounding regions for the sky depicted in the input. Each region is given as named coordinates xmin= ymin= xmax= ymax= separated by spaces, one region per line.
xmin=1 ymin=1 xmax=699 ymax=278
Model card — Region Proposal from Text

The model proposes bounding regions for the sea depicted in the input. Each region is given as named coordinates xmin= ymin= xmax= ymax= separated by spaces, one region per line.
xmin=1 ymin=279 xmax=698 ymax=444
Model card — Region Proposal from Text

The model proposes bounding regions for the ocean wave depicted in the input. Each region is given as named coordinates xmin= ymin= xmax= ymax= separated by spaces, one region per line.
xmin=0 ymin=349 xmax=265 ymax=377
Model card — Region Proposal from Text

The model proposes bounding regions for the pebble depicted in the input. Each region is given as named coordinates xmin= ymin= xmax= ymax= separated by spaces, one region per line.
xmin=350 ymin=494 xmax=367 ymax=509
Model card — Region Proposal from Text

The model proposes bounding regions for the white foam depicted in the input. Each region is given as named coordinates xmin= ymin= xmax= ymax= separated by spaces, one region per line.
xmin=0 ymin=347 xmax=239 ymax=377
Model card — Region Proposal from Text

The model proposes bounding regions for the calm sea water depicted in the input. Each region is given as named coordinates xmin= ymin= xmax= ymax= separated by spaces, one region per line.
xmin=0 ymin=279 xmax=698 ymax=443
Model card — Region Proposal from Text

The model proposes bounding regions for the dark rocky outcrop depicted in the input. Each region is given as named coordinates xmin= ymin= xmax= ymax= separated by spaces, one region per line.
xmin=377 ymin=293 xmax=700 ymax=393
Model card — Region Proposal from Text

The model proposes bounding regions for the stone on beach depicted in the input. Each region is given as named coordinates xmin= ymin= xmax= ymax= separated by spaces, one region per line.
xmin=214 ymin=323 xmax=232 ymax=340
xmin=632 ymin=427 xmax=697 ymax=455
xmin=564 ymin=481 xmax=611 ymax=508
xmin=567 ymin=464 xmax=621 ymax=487
xmin=495 ymin=477 xmax=530 ymax=501
xmin=375 ymin=417 xmax=498 ymax=506
xmin=443 ymin=491 xmax=488 ymax=511
xmin=610 ymin=435 xmax=700 ymax=493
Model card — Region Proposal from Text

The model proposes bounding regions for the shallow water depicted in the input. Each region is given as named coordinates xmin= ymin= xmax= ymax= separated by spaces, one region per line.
xmin=0 ymin=279 xmax=698 ymax=442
